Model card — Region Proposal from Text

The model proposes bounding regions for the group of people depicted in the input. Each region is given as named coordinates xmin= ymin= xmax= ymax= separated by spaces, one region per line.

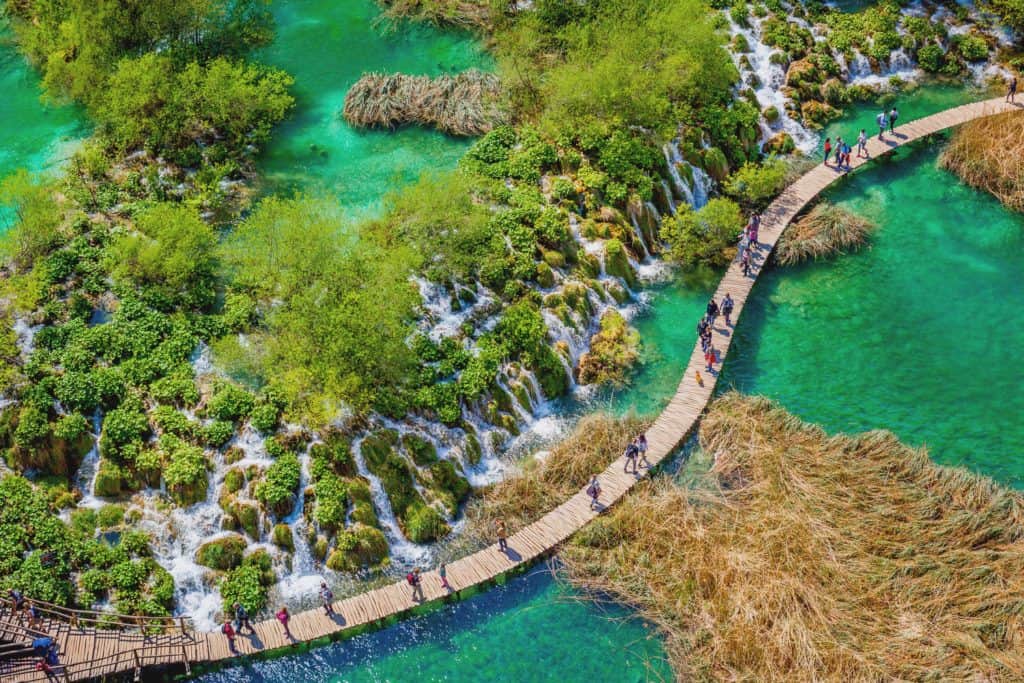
xmin=6 ymin=588 xmax=59 ymax=677
xmin=621 ymin=433 xmax=650 ymax=475
xmin=821 ymin=106 xmax=900 ymax=172
xmin=738 ymin=214 xmax=760 ymax=276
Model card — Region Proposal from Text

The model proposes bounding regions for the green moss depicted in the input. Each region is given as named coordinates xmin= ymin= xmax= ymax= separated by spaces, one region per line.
xmin=254 ymin=452 xmax=300 ymax=517
xmin=231 ymin=501 xmax=260 ymax=539
xmin=94 ymin=458 xmax=127 ymax=497
xmin=578 ymin=310 xmax=641 ymax=386
xmin=604 ymin=239 xmax=637 ymax=289
xmin=325 ymin=524 xmax=389 ymax=572
xmin=197 ymin=534 xmax=247 ymax=571
xmin=401 ymin=433 xmax=438 ymax=466
xmin=271 ymin=523 xmax=294 ymax=552
xmin=464 ymin=431 xmax=482 ymax=466
xmin=97 ymin=504 xmax=125 ymax=529
xmin=427 ymin=459 xmax=472 ymax=516
xmin=405 ymin=503 xmax=449 ymax=544
xmin=224 ymin=468 xmax=245 ymax=494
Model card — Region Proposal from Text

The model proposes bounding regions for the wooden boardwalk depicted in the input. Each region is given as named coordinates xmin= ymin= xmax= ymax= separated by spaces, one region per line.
xmin=5 ymin=96 xmax=1020 ymax=682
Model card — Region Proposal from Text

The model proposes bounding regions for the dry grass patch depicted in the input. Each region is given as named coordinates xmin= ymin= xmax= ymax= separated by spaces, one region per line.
xmin=447 ymin=414 xmax=647 ymax=553
xmin=343 ymin=70 xmax=505 ymax=136
xmin=775 ymin=202 xmax=874 ymax=266
xmin=377 ymin=0 xmax=493 ymax=30
xmin=940 ymin=109 xmax=1024 ymax=213
xmin=562 ymin=393 xmax=1024 ymax=681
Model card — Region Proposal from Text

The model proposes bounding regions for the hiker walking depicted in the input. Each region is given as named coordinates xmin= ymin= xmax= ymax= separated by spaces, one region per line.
xmin=705 ymin=346 xmax=716 ymax=373
xmin=888 ymin=107 xmax=898 ymax=134
xmin=221 ymin=621 xmax=237 ymax=654
xmin=876 ymin=110 xmax=888 ymax=140
xmin=833 ymin=136 xmax=844 ymax=165
xmin=823 ymin=137 xmax=832 ymax=165
xmin=586 ymin=475 xmax=602 ymax=510
xmin=319 ymin=582 xmax=335 ymax=616
xmin=706 ymin=297 xmax=719 ymax=326
xmin=26 ymin=601 xmax=42 ymax=631
xmin=857 ymin=129 xmax=867 ymax=158
xmin=9 ymin=588 xmax=26 ymax=620
xmin=623 ymin=439 xmax=639 ymax=474
xmin=741 ymin=250 xmax=752 ymax=277
xmin=721 ymin=293 xmax=735 ymax=326
xmin=1008 ymin=75 xmax=1018 ymax=103
xmin=407 ymin=568 xmax=424 ymax=602
xmin=439 ymin=563 xmax=452 ymax=592
xmin=495 ymin=518 xmax=508 ymax=552
xmin=275 ymin=606 xmax=291 ymax=639
xmin=636 ymin=433 xmax=650 ymax=469
xmin=233 ymin=602 xmax=254 ymax=634
xmin=842 ymin=141 xmax=853 ymax=171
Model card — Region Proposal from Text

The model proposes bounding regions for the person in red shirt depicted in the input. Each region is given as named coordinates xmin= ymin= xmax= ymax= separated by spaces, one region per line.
xmin=705 ymin=348 xmax=716 ymax=372
xmin=221 ymin=621 xmax=237 ymax=653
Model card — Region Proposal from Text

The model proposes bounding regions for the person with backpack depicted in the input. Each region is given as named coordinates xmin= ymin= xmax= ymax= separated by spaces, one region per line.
xmin=877 ymin=110 xmax=888 ymax=140
xmin=495 ymin=518 xmax=508 ymax=552
xmin=407 ymin=568 xmax=424 ymax=602
xmin=823 ymin=137 xmax=832 ymax=165
xmin=233 ymin=602 xmax=254 ymax=634
xmin=1007 ymin=75 xmax=1018 ymax=103
xmin=319 ymin=582 xmax=335 ymax=616
xmin=888 ymin=107 xmax=898 ymax=134
xmin=741 ymin=250 xmax=752 ymax=277
xmin=705 ymin=346 xmax=716 ymax=373
xmin=221 ymin=621 xmax=237 ymax=653
xmin=623 ymin=440 xmax=639 ymax=474
xmin=721 ymin=293 xmax=735 ymax=327
xmin=706 ymin=297 xmax=719 ymax=326
xmin=842 ymin=141 xmax=853 ymax=171
xmin=833 ymin=136 xmax=844 ymax=165
xmin=26 ymin=601 xmax=42 ymax=631
xmin=586 ymin=475 xmax=601 ymax=510
xmin=275 ymin=606 xmax=292 ymax=639
xmin=636 ymin=433 xmax=650 ymax=469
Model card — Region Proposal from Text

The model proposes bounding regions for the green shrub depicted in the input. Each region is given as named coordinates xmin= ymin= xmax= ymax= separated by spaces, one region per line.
xmin=220 ymin=565 xmax=267 ymax=614
xmin=97 ymin=504 xmax=125 ymax=529
xmin=271 ymin=524 xmax=294 ymax=551
xmin=724 ymin=158 xmax=788 ymax=210
xmin=405 ymin=503 xmax=449 ymax=543
xmin=661 ymin=198 xmax=743 ymax=268
xmin=917 ymin=44 xmax=946 ymax=73
xmin=162 ymin=436 xmax=209 ymax=506
xmin=248 ymin=403 xmax=279 ymax=434
xmin=197 ymin=535 xmax=247 ymax=571
xmin=255 ymin=453 xmax=300 ymax=516
xmin=207 ymin=383 xmax=255 ymax=422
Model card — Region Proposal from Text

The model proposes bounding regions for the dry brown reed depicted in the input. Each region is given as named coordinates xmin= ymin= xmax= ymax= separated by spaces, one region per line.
xmin=775 ymin=201 xmax=875 ymax=266
xmin=377 ymin=0 xmax=493 ymax=30
xmin=940 ymin=109 xmax=1024 ymax=213
xmin=561 ymin=393 xmax=1024 ymax=681
xmin=343 ymin=69 xmax=505 ymax=136
xmin=446 ymin=414 xmax=648 ymax=555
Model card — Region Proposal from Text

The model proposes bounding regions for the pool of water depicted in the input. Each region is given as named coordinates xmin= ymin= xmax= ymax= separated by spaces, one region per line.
xmin=192 ymin=569 xmax=671 ymax=683
xmin=0 ymin=28 xmax=89 ymax=212
xmin=255 ymin=0 xmax=491 ymax=212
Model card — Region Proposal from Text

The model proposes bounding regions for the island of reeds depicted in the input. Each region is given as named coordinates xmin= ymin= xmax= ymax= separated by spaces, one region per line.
xmin=941 ymin=110 xmax=1024 ymax=214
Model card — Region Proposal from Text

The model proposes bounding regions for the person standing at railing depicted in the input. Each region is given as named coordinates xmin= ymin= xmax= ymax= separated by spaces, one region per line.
xmin=8 ymin=588 xmax=26 ymax=620
xmin=27 ymin=600 xmax=43 ymax=631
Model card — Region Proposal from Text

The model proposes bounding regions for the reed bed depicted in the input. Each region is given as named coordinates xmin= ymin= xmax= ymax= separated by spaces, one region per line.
xmin=343 ymin=69 xmax=505 ymax=136
xmin=940 ymin=109 xmax=1024 ymax=213
xmin=561 ymin=393 xmax=1024 ymax=681
xmin=377 ymin=0 xmax=493 ymax=30
xmin=775 ymin=202 xmax=875 ymax=265
xmin=447 ymin=414 xmax=648 ymax=554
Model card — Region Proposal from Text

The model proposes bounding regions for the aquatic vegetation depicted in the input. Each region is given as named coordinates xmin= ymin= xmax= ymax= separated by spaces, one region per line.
xmin=577 ymin=310 xmax=641 ymax=387
xmin=775 ymin=201 xmax=875 ymax=265
xmin=563 ymin=394 xmax=1024 ymax=680
xmin=343 ymin=70 xmax=505 ymax=136
xmin=940 ymin=110 xmax=1024 ymax=214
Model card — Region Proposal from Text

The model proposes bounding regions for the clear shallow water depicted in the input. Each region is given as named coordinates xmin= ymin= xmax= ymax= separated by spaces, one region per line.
xmin=0 ymin=29 xmax=88 ymax=207
xmin=256 ymin=0 xmax=491 ymax=212
xmin=192 ymin=569 xmax=671 ymax=683
xmin=723 ymin=141 xmax=1024 ymax=487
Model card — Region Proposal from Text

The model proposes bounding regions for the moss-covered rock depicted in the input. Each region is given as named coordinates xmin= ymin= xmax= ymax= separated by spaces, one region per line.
xmin=271 ymin=523 xmax=294 ymax=552
xmin=230 ymin=501 xmax=260 ymax=539
xmin=325 ymin=524 xmax=389 ymax=572
xmin=701 ymin=147 xmax=730 ymax=182
xmin=604 ymin=280 xmax=630 ymax=304
xmin=196 ymin=534 xmax=247 ymax=571
xmin=577 ymin=310 xmax=641 ymax=387
xmin=94 ymin=458 xmax=127 ymax=497
xmin=405 ymin=503 xmax=450 ymax=544
xmin=347 ymin=478 xmax=379 ymax=528
xmin=800 ymin=100 xmax=841 ymax=128
xmin=604 ymin=239 xmax=637 ymax=289
xmin=427 ymin=459 xmax=472 ymax=516
xmin=764 ymin=132 xmax=796 ymax=155
xmin=313 ymin=535 xmax=329 ymax=562
xmin=401 ymin=433 xmax=438 ymax=466
xmin=223 ymin=468 xmax=245 ymax=494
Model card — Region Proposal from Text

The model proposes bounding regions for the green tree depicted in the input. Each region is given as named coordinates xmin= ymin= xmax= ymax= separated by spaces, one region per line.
xmin=661 ymin=198 xmax=744 ymax=268
xmin=0 ymin=170 xmax=63 ymax=272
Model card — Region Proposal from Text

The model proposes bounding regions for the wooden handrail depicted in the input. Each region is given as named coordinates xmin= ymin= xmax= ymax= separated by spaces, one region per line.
xmin=0 ymin=597 xmax=193 ymax=634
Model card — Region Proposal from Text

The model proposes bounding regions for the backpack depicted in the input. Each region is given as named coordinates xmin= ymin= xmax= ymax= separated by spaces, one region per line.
xmin=407 ymin=573 xmax=416 ymax=586
xmin=221 ymin=623 xmax=233 ymax=636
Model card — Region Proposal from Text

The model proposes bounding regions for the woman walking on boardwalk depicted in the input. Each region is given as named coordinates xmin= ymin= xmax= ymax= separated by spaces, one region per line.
xmin=857 ymin=129 xmax=867 ymax=158
xmin=276 ymin=606 xmax=292 ymax=639
xmin=877 ymin=110 xmax=888 ymax=140
xmin=721 ymin=293 xmax=735 ymax=326
xmin=1008 ymin=76 xmax=1018 ymax=103
xmin=495 ymin=518 xmax=508 ymax=551
xmin=823 ymin=137 xmax=832 ymax=165
xmin=636 ymin=433 xmax=650 ymax=469
xmin=587 ymin=475 xmax=602 ymax=510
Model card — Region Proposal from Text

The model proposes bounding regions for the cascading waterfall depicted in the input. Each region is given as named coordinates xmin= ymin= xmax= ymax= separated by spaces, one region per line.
xmin=72 ymin=411 xmax=104 ymax=511
xmin=275 ymin=443 xmax=326 ymax=604
xmin=352 ymin=437 xmax=432 ymax=568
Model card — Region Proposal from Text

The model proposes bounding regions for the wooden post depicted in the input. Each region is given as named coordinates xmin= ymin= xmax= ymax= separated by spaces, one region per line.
xmin=181 ymin=641 xmax=192 ymax=675
xmin=179 ymin=616 xmax=187 ymax=636
xmin=133 ymin=649 xmax=142 ymax=682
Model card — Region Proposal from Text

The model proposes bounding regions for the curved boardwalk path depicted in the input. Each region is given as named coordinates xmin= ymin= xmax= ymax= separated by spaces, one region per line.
xmin=7 ymin=97 xmax=1021 ymax=682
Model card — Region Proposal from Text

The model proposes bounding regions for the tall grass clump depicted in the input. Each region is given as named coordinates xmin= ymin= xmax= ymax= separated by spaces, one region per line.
xmin=775 ymin=201 xmax=875 ymax=265
xmin=940 ymin=109 xmax=1024 ymax=213
xmin=377 ymin=0 xmax=494 ymax=30
xmin=343 ymin=70 xmax=505 ymax=136
xmin=562 ymin=393 xmax=1024 ymax=681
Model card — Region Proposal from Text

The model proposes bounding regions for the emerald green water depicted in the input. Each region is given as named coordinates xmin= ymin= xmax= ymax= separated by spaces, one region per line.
xmin=0 ymin=29 xmax=88 ymax=185
xmin=256 ymin=0 xmax=491 ymax=211
xmin=192 ymin=570 xmax=670 ymax=682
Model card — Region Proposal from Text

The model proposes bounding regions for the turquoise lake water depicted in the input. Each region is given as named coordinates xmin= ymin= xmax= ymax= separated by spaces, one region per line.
xmin=192 ymin=569 xmax=671 ymax=682
xmin=255 ymin=0 xmax=491 ymax=212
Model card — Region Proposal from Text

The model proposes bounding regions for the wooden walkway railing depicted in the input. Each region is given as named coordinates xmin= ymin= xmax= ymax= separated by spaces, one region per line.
xmin=3 ymin=96 xmax=1019 ymax=682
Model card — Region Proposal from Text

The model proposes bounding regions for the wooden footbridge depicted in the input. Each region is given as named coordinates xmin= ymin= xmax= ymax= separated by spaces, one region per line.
xmin=2 ymin=97 xmax=1019 ymax=681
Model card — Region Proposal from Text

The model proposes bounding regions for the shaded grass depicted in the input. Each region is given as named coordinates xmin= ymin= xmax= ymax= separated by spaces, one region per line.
xmin=561 ymin=393 xmax=1024 ymax=681
xmin=343 ymin=70 xmax=505 ymax=136
xmin=775 ymin=201 xmax=875 ymax=266
xmin=376 ymin=0 xmax=494 ymax=30
xmin=940 ymin=109 xmax=1024 ymax=214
